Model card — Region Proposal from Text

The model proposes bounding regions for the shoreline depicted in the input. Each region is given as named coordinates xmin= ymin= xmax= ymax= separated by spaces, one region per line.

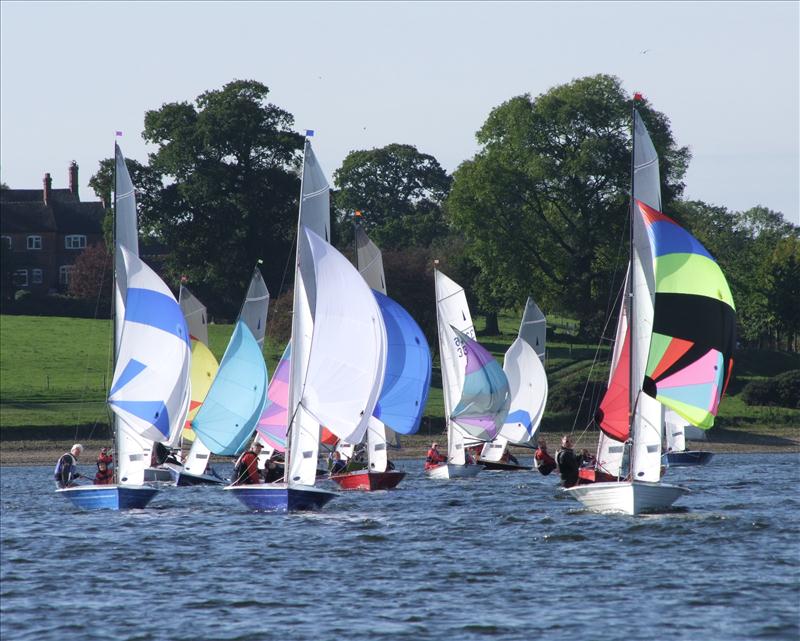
xmin=2 ymin=427 xmax=798 ymax=466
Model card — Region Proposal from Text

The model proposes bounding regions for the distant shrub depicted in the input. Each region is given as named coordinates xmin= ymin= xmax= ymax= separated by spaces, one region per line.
xmin=741 ymin=370 xmax=800 ymax=409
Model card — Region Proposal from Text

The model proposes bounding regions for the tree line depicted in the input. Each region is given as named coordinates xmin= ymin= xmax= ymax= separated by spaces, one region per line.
xmin=63 ymin=75 xmax=796 ymax=352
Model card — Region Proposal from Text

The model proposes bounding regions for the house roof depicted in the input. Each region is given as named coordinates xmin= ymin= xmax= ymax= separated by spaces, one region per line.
xmin=1 ymin=193 xmax=104 ymax=235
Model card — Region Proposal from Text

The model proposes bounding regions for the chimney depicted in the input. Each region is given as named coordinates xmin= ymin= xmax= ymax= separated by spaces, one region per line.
xmin=43 ymin=173 xmax=52 ymax=205
xmin=69 ymin=161 xmax=79 ymax=200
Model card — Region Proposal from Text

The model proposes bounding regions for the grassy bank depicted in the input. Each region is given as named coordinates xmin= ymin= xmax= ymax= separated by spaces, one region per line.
xmin=2 ymin=314 xmax=798 ymax=445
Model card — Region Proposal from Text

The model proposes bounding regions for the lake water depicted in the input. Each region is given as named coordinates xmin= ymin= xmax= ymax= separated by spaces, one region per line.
xmin=1 ymin=453 xmax=798 ymax=641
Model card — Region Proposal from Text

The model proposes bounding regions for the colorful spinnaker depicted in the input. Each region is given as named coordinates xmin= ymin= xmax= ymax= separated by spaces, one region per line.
xmin=191 ymin=320 xmax=269 ymax=456
xmin=450 ymin=327 xmax=510 ymax=442
xmin=638 ymin=200 xmax=736 ymax=428
xmin=256 ymin=342 xmax=290 ymax=452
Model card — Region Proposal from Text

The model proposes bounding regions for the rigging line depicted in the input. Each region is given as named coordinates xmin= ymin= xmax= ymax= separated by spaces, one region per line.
xmin=569 ymin=277 xmax=627 ymax=435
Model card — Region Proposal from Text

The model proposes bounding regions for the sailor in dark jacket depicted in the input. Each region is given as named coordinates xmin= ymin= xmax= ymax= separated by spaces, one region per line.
xmin=556 ymin=435 xmax=582 ymax=488
xmin=54 ymin=444 xmax=84 ymax=489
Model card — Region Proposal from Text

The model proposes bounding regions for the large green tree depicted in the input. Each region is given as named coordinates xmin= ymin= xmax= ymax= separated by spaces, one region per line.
xmin=333 ymin=143 xmax=451 ymax=250
xmin=447 ymin=74 xmax=690 ymax=336
xmin=677 ymin=202 xmax=799 ymax=349
xmin=102 ymin=80 xmax=306 ymax=317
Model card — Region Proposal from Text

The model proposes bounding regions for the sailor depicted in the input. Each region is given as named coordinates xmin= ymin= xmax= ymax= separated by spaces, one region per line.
xmin=556 ymin=435 xmax=582 ymax=488
xmin=54 ymin=444 xmax=84 ymax=489
xmin=534 ymin=438 xmax=557 ymax=476
xmin=233 ymin=442 xmax=263 ymax=485
xmin=94 ymin=460 xmax=114 ymax=485
xmin=425 ymin=442 xmax=447 ymax=469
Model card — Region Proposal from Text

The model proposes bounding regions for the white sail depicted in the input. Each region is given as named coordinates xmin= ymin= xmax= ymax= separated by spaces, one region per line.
xmin=630 ymin=153 xmax=662 ymax=483
xmin=287 ymin=140 xmax=330 ymax=486
xmin=239 ymin=267 xmax=270 ymax=349
xmin=298 ymin=141 xmax=331 ymax=241
xmin=179 ymin=285 xmax=209 ymax=346
xmin=109 ymin=246 xmax=192 ymax=445
xmin=355 ymin=224 xmax=387 ymax=294
xmin=518 ymin=297 xmax=547 ymax=361
xmin=114 ymin=144 xmax=146 ymax=484
xmin=497 ymin=336 xmax=548 ymax=445
xmin=664 ymin=408 xmax=687 ymax=453
xmin=434 ymin=269 xmax=475 ymax=465
xmin=366 ymin=416 xmax=389 ymax=473
xmin=295 ymin=227 xmax=387 ymax=443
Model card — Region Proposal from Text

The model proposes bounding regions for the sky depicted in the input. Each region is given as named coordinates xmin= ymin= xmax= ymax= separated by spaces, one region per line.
xmin=1 ymin=1 xmax=798 ymax=225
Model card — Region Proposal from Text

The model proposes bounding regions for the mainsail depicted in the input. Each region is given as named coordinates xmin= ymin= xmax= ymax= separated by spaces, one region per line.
xmin=285 ymin=141 xmax=387 ymax=487
xmin=518 ymin=297 xmax=547 ymax=361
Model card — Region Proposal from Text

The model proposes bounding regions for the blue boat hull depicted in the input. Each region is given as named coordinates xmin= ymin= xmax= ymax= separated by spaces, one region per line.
xmin=224 ymin=483 xmax=336 ymax=512
xmin=662 ymin=450 xmax=715 ymax=467
xmin=57 ymin=485 xmax=159 ymax=510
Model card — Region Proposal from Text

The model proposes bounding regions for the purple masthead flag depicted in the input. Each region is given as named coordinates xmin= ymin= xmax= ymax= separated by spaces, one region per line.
xmin=115 ymin=131 xmax=123 ymax=137
xmin=305 ymin=129 xmax=314 ymax=137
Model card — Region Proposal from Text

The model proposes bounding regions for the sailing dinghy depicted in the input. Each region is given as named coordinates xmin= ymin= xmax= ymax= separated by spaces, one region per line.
xmin=226 ymin=138 xmax=387 ymax=511
xmin=565 ymin=102 xmax=735 ymax=515
xmin=479 ymin=297 xmax=548 ymax=471
xmin=58 ymin=144 xmax=191 ymax=510
xmin=330 ymin=223 xmax=431 ymax=491
xmin=662 ymin=409 xmax=714 ymax=467
xmin=188 ymin=266 xmax=270 ymax=485
xmin=427 ymin=268 xmax=510 ymax=480
xmin=171 ymin=269 xmax=269 ymax=485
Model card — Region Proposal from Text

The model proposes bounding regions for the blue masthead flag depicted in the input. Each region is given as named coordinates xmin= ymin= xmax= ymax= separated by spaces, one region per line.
xmin=305 ymin=129 xmax=315 ymax=137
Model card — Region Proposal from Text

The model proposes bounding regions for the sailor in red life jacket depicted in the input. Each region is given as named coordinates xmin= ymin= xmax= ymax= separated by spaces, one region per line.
xmin=534 ymin=438 xmax=557 ymax=476
xmin=94 ymin=460 xmax=114 ymax=485
xmin=234 ymin=442 xmax=263 ymax=485
xmin=425 ymin=442 xmax=447 ymax=470
xmin=97 ymin=447 xmax=113 ymax=467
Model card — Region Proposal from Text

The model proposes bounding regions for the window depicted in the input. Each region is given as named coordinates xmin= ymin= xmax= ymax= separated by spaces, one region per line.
xmin=27 ymin=235 xmax=42 ymax=250
xmin=32 ymin=269 xmax=43 ymax=285
xmin=1 ymin=236 xmax=10 ymax=250
xmin=59 ymin=265 xmax=74 ymax=286
xmin=12 ymin=269 xmax=28 ymax=287
xmin=65 ymin=235 xmax=87 ymax=250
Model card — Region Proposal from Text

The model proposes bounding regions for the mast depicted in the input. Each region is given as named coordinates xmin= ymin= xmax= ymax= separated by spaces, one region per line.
xmin=628 ymin=98 xmax=637 ymax=461
xmin=285 ymin=136 xmax=311 ymax=483
xmin=112 ymin=139 xmax=119 ymax=483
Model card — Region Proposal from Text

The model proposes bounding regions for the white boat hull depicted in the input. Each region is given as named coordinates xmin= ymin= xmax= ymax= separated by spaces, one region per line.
xmin=564 ymin=480 xmax=689 ymax=515
xmin=424 ymin=463 xmax=481 ymax=480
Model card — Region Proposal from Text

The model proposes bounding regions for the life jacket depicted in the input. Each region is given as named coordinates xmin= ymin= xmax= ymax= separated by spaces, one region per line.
xmin=54 ymin=453 xmax=75 ymax=481
xmin=94 ymin=467 xmax=114 ymax=485
xmin=97 ymin=452 xmax=113 ymax=466
xmin=234 ymin=452 xmax=258 ymax=485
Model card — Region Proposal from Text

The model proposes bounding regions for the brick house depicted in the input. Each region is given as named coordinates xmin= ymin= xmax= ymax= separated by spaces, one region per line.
xmin=1 ymin=162 xmax=105 ymax=294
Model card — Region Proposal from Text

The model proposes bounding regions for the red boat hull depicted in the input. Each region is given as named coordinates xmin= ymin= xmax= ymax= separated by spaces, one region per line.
xmin=329 ymin=470 xmax=406 ymax=491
